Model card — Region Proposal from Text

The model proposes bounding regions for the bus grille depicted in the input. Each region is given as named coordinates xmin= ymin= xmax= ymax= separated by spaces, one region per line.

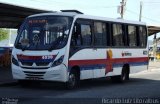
xmin=23 ymin=71 xmax=45 ymax=79
xmin=21 ymin=62 xmax=33 ymax=66
xmin=36 ymin=62 xmax=50 ymax=66
xmin=20 ymin=62 xmax=50 ymax=67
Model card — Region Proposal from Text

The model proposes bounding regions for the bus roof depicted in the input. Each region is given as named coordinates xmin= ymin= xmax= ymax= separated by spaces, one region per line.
xmin=28 ymin=11 xmax=146 ymax=26
xmin=28 ymin=12 xmax=78 ymax=18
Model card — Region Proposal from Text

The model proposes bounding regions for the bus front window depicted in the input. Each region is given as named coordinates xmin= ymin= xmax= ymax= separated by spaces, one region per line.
xmin=15 ymin=16 xmax=73 ymax=50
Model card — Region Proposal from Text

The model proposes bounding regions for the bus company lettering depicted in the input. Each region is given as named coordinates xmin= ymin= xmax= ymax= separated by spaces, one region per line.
xmin=122 ymin=51 xmax=132 ymax=57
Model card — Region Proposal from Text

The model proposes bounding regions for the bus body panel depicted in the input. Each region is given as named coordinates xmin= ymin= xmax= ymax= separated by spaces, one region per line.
xmin=69 ymin=48 xmax=148 ymax=80
xmin=11 ymin=11 xmax=149 ymax=84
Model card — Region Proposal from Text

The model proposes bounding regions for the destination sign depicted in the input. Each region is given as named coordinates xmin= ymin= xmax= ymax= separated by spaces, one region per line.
xmin=28 ymin=19 xmax=47 ymax=24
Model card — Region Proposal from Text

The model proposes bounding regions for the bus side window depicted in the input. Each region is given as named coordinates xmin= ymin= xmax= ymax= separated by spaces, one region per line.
xmin=94 ymin=22 xmax=107 ymax=46
xmin=139 ymin=26 xmax=147 ymax=47
xmin=128 ymin=25 xmax=137 ymax=47
xmin=81 ymin=24 xmax=92 ymax=46
xmin=76 ymin=24 xmax=82 ymax=46
xmin=112 ymin=24 xmax=124 ymax=46
xmin=71 ymin=24 xmax=82 ymax=47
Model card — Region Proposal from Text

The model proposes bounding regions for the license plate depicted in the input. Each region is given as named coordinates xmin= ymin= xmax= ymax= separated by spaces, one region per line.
xmin=27 ymin=77 xmax=40 ymax=80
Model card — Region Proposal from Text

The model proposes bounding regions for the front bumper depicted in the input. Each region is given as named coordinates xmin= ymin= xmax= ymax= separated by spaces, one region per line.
xmin=12 ymin=64 xmax=68 ymax=82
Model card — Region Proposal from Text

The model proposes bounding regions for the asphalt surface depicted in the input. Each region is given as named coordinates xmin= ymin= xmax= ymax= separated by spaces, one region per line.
xmin=0 ymin=68 xmax=160 ymax=104
xmin=0 ymin=61 xmax=160 ymax=104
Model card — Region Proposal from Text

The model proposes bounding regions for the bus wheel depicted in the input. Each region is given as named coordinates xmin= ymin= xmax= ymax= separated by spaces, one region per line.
xmin=111 ymin=75 xmax=126 ymax=83
xmin=111 ymin=66 xmax=129 ymax=83
xmin=66 ymin=70 xmax=79 ymax=89
xmin=120 ymin=65 xmax=129 ymax=82
xmin=121 ymin=69 xmax=127 ymax=82
xmin=125 ymin=68 xmax=130 ymax=80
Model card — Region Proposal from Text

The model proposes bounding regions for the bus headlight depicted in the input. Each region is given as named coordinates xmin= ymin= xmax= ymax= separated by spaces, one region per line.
xmin=52 ymin=55 xmax=64 ymax=67
xmin=12 ymin=56 xmax=19 ymax=66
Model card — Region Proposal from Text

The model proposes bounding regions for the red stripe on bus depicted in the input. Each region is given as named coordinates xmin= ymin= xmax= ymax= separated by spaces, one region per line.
xmin=17 ymin=54 xmax=56 ymax=60
xmin=69 ymin=57 xmax=148 ymax=67
xmin=17 ymin=55 xmax=42 ymax=60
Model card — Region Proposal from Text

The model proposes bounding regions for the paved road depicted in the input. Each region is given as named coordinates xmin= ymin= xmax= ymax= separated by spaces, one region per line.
xmin=0 ymin=68 xmax=160 ymax=104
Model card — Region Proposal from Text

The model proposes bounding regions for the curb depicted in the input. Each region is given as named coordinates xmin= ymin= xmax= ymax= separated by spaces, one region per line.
xmin=147 ymin=68 xmax=160 ymax=72
xmin=143 ymin=68 xmax=160 ymax=73
xmin=130 ymin=68 xmax=160 ymax=76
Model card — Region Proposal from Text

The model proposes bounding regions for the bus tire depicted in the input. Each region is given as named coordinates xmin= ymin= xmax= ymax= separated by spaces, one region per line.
xmin=120 ymin=65 xmax=130 ymax=82
xmin=126 ymin=67 xmax=130 ymax=80
xmin=66 ymin=70 xmax=79 ymax=89
xmin=120 ymin=69 xmax=127 ymax=82
xmin=111 ymin=65 xmax=129 ymax=83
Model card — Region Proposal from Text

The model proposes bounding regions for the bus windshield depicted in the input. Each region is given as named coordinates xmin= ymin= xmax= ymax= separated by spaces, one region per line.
xmin=15 ymin=16 xmax=73 ymax=50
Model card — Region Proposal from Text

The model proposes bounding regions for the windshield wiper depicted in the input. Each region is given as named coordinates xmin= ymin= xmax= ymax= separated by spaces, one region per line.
xmin=15 ymin=43 xmax=27 ymax=51
xmin=48 ymin=44 xmax=56 ymax=52
xmin=22 ymin=46 xmax=26 ymax=51
xmin=48 ymin=38 xmax=62 ymax=51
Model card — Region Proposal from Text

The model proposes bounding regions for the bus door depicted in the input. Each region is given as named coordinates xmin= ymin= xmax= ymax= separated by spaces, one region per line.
xmin=70 ymin=19 xmax=94 ymax=79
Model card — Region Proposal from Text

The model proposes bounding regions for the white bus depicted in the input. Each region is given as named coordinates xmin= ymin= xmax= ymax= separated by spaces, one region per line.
xmin=12 ymin=10 xmax=148 ymax=89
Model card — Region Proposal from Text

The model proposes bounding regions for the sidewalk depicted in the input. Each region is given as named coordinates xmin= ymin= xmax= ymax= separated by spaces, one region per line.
xmin=148 ymin=60 xmax=160 ymax=69
xmin=0 ymin=67 xmax=17 ymax=86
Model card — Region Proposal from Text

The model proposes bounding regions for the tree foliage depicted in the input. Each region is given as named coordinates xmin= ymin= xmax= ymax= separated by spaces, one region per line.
xmin=0 ymin=28 xmax=9 ymax=41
